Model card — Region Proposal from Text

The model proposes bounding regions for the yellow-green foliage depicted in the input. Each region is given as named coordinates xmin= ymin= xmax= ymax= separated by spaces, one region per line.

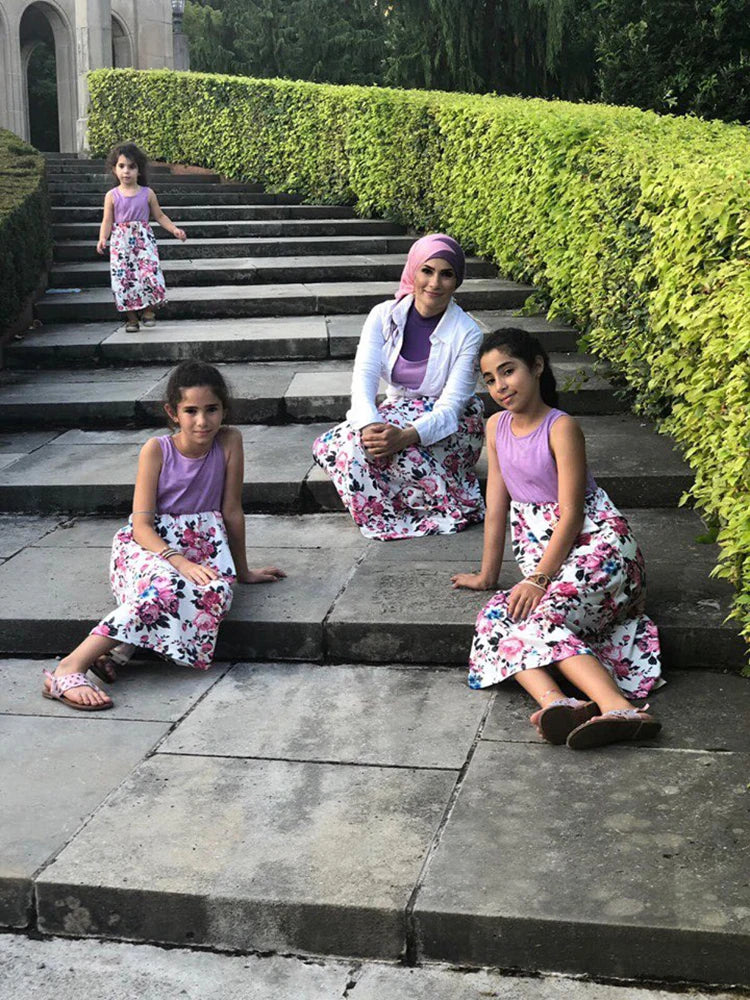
xmin=0 ymin=130 xmax=51 ymax=333
xmin=88 ymin=69 xmax=750 ymax=653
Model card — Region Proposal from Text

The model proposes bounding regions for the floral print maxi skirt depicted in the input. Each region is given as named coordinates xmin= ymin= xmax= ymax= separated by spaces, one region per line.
xmin=90 ymin=512 xmax=235 ymax=670
xmin=110 ymin=220 xmax=167 ymax=313
xmin=312 ymin=395 xmax=485 ymax=540
xmin=468 ymin=487 xmax=661 ymax=699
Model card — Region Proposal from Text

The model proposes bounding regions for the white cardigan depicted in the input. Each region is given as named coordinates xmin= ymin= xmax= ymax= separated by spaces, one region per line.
xmin=346 ymin=295 xmax=483 ymax=448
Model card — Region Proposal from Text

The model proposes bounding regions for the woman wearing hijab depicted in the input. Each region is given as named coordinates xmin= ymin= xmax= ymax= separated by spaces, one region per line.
xmin=312 ymin=233 xmax=485 ymax=540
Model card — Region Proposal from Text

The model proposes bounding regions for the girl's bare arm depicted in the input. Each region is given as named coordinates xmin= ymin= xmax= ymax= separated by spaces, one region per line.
xmin=97 ymin=191 xmax=114 ymax=253
xmin=451 ymin=412 xmax=509 ymax=590
xmin=147 ymin=189 xmax=186 ymax=240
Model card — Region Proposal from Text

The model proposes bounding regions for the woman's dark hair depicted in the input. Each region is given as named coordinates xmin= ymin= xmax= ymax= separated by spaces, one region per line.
xmin=479 ymin=328 xmax=558 ymax=407
xmin=106 ymin=142 xmax=149 ymax=186
xmin=164 ymin=361 xmax=232 ymax=425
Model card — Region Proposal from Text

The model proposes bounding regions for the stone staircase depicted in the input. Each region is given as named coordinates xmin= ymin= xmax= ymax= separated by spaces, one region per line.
xmin=1 ymin=154 xmax=747 ymax=988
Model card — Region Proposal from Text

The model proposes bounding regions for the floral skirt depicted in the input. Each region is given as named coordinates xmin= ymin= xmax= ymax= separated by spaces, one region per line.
xmin=110 ymin=221 xmax=167 ymax=313
xmin=312 ymin=395 xmax=485 ymax=540
xmin=91 ymin=512 xmax=235 ymax=670
xmin=468 ymin=487 xmax=662 ymax=699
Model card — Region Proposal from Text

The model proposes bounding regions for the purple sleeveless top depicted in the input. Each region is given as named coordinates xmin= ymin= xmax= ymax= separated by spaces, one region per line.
xmin=391 ymin=304 xmax=442 ymax=389
xmin=112 ymin=186 xmax=150 ymax=223
xmin=156 ymin=435 xmax=225 ymax=515
xmin=495 ymin=408 xmax=596 ymax=503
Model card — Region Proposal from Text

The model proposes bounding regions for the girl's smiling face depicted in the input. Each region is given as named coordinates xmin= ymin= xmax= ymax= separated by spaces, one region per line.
xmin=114 ymin=154 xmax=138 ymax=187
xmin=166 ymin=385 xmax=224 ymax=449
xmin=480 ymin=347 xmax=544 ymax=412
xmin=413 ymin=257 xmax=457 ymax=317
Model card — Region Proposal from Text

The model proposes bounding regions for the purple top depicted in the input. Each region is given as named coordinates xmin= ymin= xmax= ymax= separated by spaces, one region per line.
xmin=495 ymin=408 xmax=597 ymax=503
xmin=390 ymin=303 xmax=442 ymax=389
xmin=112 ymin=186 xmax=151 ymax=224
xmin=156 ymin=435 xmax=226 ymax=515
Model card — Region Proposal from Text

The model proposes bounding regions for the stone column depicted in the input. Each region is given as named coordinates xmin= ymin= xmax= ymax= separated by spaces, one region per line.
xmin=3 ymin=10 xmax=29 ymax=140
xmin=74 ymin=0 xmax=113 ymax=151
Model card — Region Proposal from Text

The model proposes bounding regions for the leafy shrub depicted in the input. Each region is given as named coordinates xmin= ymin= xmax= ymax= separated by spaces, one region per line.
xmin=0 ymin=131 xmax=51 ymax=335
xmin=88 ymin=69 xmax=750 ymax=654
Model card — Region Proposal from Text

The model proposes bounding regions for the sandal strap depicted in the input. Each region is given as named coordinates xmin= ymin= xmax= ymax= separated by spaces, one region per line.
xmin=544 ymin=697 xmax=589 ymax=710
xmin=595 ymin=703 xmax=652 ymax=721
xmin=43 ymin=669 xmax=102 ymax=698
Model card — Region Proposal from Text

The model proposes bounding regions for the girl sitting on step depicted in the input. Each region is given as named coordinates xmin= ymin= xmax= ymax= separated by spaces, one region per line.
xmin=451 ymin=329 xmax=663 ymax=749
xmin=97 ymin=142 xmax=186 ymax=333
xmin=43 ymin=361 xmax=285 ymax=711
xmin=312 ymin=234 xmax=485 ymax=540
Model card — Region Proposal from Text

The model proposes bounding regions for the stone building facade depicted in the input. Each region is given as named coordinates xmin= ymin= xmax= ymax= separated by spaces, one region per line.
xmin=0 ymin=0 xmax=180 ymax=152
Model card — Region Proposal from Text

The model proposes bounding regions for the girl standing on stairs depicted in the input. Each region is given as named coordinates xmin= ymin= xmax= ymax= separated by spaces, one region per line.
xmin=313 ymin=233 xmax=485 ymax=539
xmin=97 ymin=142 xmax=186 ymax=333
xmin=43 ymin=361 xmax=285 ymax=711
xmin=451 ymin=329 xmax=663 ymax=750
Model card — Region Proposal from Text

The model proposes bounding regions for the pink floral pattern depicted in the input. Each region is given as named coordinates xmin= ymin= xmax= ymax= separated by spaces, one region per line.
xmin=110 ymin=221 xmax=167 ymax=313
xmin=468 ymin=487 xmax=662 ymax=699
xmin=313 ymin=395 xmax=485 ymax=540
xmin=90 ymin=511 xmax=235 ymax=670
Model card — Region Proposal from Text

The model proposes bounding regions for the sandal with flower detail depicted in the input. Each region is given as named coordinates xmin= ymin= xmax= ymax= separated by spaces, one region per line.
xmin=566 ymin=705 xmax=661 ymax=750
xmin=90 ymin=642 xmax=136 ymax=684
xmin=42 ymin=669 xmax=113 ymax=711
xmin=534 ymin=698 xmax=599 ymax=745
xmin=141 ymin=311 xmax=156 ymax=328
xmin=125 ymin=320 xmax=140 ymax=333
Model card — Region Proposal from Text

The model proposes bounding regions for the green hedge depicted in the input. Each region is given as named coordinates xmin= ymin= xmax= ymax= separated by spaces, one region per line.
xmin=88 ymin=69 xmax=750 ymax=655
xmin=0 ymin=130 xmax=51 ymax=334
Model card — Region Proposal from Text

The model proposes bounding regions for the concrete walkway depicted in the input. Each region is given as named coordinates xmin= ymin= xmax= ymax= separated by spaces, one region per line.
xmin=3 ymin=936 xmax=747 ymax=1000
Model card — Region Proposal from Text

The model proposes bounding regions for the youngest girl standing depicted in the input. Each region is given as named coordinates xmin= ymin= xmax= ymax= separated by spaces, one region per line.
xmin=97 ymin=142 xmax=186 ymax=333
xmin=43 ymin=361 xmax=285 ymax=710
xmin=452 ymin=329 xmax=662 ymax=749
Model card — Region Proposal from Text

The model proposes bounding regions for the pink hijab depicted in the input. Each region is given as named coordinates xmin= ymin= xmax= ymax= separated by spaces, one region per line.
xmin=395 ymin=233 xmax=466 ymax=301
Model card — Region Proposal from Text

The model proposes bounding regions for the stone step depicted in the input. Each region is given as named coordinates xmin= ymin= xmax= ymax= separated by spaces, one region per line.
xmin=47 ymin=181 xmax=265 ymax=195
xmin=3 ymin=646 xmax=746 ymax=984
xmin=7 ymin=313 xmax=579 ymax=368
xmin=0 ymin=416 xmax=691 ymax=516
xmin=0 ymin=355 xmax=621 ymax=430
xmin=52 ymin=218 xmax=407 ymax=242
xmin=51 ymin=204 xmax=359 ymax=224
xmin=48 ymin=254 xmax=497 ymax=289
xmin=48 ymin=171 xmax=222 ymax=184
xmin=50 ymin=191 xmax=301 ymax=209
xmin=43 ymin=156 xmax=172 ymax=171
xmin=53 ymin=234 xmax=418 ymax=263
xmin=35 ymin=278 xmax=527 ymax=323
xmin=0 ymin=510 xmax=741 ymax=670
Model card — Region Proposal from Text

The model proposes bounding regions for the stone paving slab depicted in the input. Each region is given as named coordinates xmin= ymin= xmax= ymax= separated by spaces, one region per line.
xmin=0 ymin=658 xmax=228 ymax=724
xmin=480 ymin=670 xmax=750 ymax=751
xmin=413 ymin=741 xmax=750 ymax=986
xmin=53 ymin=233 xmax=417 ymax=262
xmin=0 ymin=514 xmax=63 ymax=556
xmin=0 ymin=543 xmax=351 ymax=661
xmin=158 ymin=662 xmax=491 ymax=768
xmin=3 ymin=937 xmax=745 ymax=1000
xmin=0 ymin=714 xmax=167 ymax=927
xmin=35 ymin=753 xmax=456 ymax=958
xmin=0 ymin=424 xmax=328 ymax=513
xmin=35 ymin=278 xmax=530 ymax=323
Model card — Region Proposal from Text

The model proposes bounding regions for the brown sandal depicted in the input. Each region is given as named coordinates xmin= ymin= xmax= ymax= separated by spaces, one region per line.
xmin=567 ymin=706 xmax=661 ymax=750
xmin=535 ymin=698 xmax=599 ymax=745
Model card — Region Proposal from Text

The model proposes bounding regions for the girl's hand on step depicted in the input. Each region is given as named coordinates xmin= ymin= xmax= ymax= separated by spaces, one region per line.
xmin=238 ymin=566 xmax=287 ymax=585
xmin=173 ymin=556 xmax=219 ymax=586
xmin=507 ymin=580 xmax=544 ymax=621
xmin=450 ymin=571 xmax=496 ymax=591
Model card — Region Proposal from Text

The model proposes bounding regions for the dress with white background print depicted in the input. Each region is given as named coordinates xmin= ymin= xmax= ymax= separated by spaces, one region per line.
xmin=468 ymin=487 xmax=662 ymax=698
xmin=91 ymin=512 xmax=235 ymax=670
xmin=313 ymin=395 xmax=485 ymax=540
xmin=110 ymin=220 xmax=167 ymax=313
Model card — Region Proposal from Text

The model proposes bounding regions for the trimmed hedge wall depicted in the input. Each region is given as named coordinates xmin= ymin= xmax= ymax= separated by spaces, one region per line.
xmin=0 ymin=130 xmax=51 ymax=335
xmin=88 ymin=69 xmax=750 ymax=654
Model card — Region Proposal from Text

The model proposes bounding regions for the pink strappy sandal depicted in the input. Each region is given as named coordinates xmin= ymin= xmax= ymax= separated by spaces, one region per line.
xmin=566 ymin=705 xmax=661 ymax=750
xmin=534 ymin=698 xmax=599 ymax=745
xmin=42 ymin=669 xmax=113 ymax=711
